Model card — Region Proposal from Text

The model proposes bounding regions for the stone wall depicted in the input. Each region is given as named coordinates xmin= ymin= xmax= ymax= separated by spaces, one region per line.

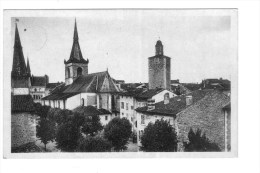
xmin=176 ymin=91 xmax=230 ymax=151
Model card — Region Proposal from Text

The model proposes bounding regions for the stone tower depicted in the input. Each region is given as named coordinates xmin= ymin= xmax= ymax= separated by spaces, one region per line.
xmin=148 ymin=40 xmax=171 ymax=90
xmin=64 ymin=19 xmax=89 ymax=85
xmin=11 ymin=23 xmax=31 ymax=95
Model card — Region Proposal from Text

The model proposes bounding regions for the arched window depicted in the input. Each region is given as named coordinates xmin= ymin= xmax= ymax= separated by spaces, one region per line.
xmin=81 ymin=98 xmax=84 ymax=106
xmin=77 ymin=67 xmax=83 ymax=77
xmin=67 ymin=68 xmax=70 ymax=78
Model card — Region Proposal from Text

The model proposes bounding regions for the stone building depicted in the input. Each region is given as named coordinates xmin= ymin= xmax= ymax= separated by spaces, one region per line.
xmin=148 ymin=40 xmax=171 ymax=90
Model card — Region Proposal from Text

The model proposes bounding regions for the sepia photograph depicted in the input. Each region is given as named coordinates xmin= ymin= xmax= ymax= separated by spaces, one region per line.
xmin=3 ymin=9 xmax=237 ymax=158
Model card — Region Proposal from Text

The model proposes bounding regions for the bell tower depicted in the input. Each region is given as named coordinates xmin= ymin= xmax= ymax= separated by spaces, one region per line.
xmin=64 ymin=19 xmax=89 ymax=85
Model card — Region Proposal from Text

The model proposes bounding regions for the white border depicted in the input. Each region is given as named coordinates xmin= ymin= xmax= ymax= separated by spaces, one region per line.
xmin=0 ymin=0 xmax=259 ymax=173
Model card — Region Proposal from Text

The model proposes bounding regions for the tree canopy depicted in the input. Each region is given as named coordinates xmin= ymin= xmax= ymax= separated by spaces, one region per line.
xmin=140 ymin=119 xmax=177 ymax=152
xmin=104 ymin=117 xmax=132 ymax=151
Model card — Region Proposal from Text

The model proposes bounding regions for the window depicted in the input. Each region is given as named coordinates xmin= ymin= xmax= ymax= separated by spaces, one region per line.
xmin=122 ymin=113 xmax=124 ymax=116
xmin=141 ymin=115 xmax=145 ymax=125
xmin=81 ymin=98 xmax=84 ymax=106
xmin=67 ymin=68 xmax=70 ymax=78
xmin=77 ymin=67 xmax=83 ymax=77
xmin=126 ymin=103 xmax=129 ymax=110
xmin=58 ymin=101 xmax=60 ymax=108
xmin=126 ymin=113 xmax=128 ymax=119
xmin=131 ymin=106 xmax=134 ymax=110
xmin=121 ymin=102 xmax=124 ymax=109
xmin=105 ymin=116 xmax=108 ymax=120
xmin=131 ymin=117 xmax=133 ymax=122
xmin=34 ymin=88 xmax=37 ymax=92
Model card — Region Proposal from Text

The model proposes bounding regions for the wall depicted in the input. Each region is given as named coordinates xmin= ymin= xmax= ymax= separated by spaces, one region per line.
xmin=119 ymin=96 xmax=135 ymax=130
xmin=176 ymin=91 xmax=230 ymax=151
xmin=99 ymin=114 xmax=112 ymax=126
xmin=13 ymin=88 xmax=30 ymax=95
xmin=66 ymin=94 xmax=81 ymax=110
xmin=151 ymin=90 xmax=175 ymax=103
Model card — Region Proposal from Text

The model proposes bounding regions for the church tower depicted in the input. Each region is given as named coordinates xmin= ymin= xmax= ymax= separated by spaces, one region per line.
xmin=64 ymin=19 xmax=89 ymax=85
xmin=148 ymin=40 xmax=171 ymax=90
xmin=11 ymin=23 xmax=31 ymax=95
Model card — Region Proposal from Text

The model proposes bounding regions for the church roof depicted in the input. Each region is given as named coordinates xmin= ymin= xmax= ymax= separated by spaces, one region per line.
xmin=11 ymin=23 xmax=29 ymax=78
xmin=64 ymin=19 xmax=89 ymax=64
xmin=63 ymin=71 xmax=120 ymax=93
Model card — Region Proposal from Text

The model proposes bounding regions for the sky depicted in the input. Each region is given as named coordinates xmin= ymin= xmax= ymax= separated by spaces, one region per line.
xmin=10 ymin=10 xmax=236 ymax=83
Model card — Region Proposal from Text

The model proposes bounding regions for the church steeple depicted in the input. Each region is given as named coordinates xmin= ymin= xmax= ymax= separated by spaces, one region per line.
xmin=26 ymin=57 xmax=31 ymax=77
xmin=65 ymin=19 xmax=89 ymax=64
xmin=155 ymin=40 xmax=164 ymax=55
xmin=12 ymin=23 xmax=28 ymax=77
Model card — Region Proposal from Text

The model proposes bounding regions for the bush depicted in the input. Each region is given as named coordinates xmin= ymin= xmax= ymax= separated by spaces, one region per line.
xmin=104 ymin=117 xmax=132 ymax=151
xmin=55 ymin=119 xmax=82 ymax=152
xmin=184 ymin=128 xmax=221 ymax=152
xmin=35 ymin=105 xmax=50 ymax=118
xmin=77 ymin=136 xmax=112 ymax=152
xmin=82 ymin=114 xmax=103 ymax=136
xmin=140 ymin=119 xmax=177 ymax=152
xmin=48 ymin=108 xmax=72 ymax=125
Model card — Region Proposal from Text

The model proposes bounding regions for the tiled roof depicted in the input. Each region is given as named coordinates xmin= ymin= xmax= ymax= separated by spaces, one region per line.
xmin=42 ymin=84 xmax=79 ymax=100
xmin=31 ymin=76 xmax=47 ymax=87
xmin=135 ymin=88 xmax=165 ymax=100
xmin=136 ymin=90 xmax=210 ymax=116
xmin=73 ymin=105 xmax=111 ymax=116
xmin=63 ymin=71 xmax=119 ymax=93
xmin=46 ymin=83 xmax=62 ymax=89
xmin=119 ymin=88 xmax=145 ymax=97
xmin=148 ymin=54 xmax=171 ymax=59
xmin=171 ymin=80 xmax=180 ymax=84
xmin=181 ymin=83 xmax=201 ymax=91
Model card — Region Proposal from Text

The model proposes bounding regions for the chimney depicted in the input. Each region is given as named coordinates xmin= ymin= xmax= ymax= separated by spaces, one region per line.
xmin=164 ymin=93 xmax=170 ymax=104
xmin=147 ymin=99 xmax=155 ymax=110
xmin=186 ymin=95 xmax=193 ymax=106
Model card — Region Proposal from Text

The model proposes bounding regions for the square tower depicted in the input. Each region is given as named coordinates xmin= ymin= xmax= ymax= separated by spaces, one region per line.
xmin=148 ymin=40 xmax=171 ymax=90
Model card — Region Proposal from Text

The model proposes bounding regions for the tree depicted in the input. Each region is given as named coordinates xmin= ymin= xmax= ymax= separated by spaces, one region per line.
xmin=36 ymin=117 xmax=56 ymax=151
xmin=104 ymin=117 xmax=132 ymax=151
xmin=55 ymin=120 xmax=82 ymax=152
xmin=81 ymin=114 xmax=103 ymax=136
xmin=77 ymin=136 xmax=112 ymax=152
xmin=35 ymin=105 xmax=50 ymax=118
xmin=184 ymin=128 xmax=221 ymax=152
xmin=140 ymin=119 xmax=177 ymax=152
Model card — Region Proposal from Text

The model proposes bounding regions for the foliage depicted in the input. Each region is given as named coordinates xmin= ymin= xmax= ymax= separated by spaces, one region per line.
xmin=81 ymin=114 xmax=103 ymax=136
xmin=48 ymin=108 xmax=73 ymax=125
xmin=184 ymin=128 xmax=221 ymax=152
xmin=35 ymin=104 xmax=50 ymax=118
xmin=77 ymin=136 xmax=112 ymax=152
xmin=36 ymin=117 xmax=56 ymax=151
xmin=140 ymin=119 xmax=177 ymax=152
xmin=104 ymin=117 xmax=132 ymax=151
xmin=55 ymin=119 xmax=82 ymax=152
xmin=11 ymin=95 xmax=35 ymax=113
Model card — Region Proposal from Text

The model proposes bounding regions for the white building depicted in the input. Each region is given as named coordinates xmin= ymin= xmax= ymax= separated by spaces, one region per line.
xmin=119 ymin=88 xmax=175 ymax=133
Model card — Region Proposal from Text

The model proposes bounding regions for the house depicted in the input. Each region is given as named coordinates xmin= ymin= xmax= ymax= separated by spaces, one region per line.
xmin=120 ymin=88 xmax=175 ymax=133
xmin=135 ymin=90 xmax=209 ymax=146
xmin=73 ymin=105 xmax=113 ymax=126
xmin=30 ymin=75 xmax=49 ymax=103
xmin=201 ymin=78 xmax=231 ymax=90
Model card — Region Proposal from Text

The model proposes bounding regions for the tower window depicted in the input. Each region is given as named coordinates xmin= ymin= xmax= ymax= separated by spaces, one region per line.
xmin=67 ymin=68 xmax=70 ymax=78
xmin=81 ymin=98 xmax=84 ymax=106
xmin=77 ymin=67 xmax=83 ymax=77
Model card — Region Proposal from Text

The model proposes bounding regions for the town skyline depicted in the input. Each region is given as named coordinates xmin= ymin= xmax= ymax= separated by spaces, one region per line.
xmin=10 ymin=11 xmax=233 ymax=83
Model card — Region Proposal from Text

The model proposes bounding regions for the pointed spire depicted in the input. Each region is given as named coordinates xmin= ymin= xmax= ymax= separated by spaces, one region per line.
xmin=27 ymin=57 xmax=31 ymax=76
xmin=12 ymin=23 xmax=28 ymax=77
xmin=73 ymin=18 xmax=79 ymax=41
xmin=64 ymin=19 xmax=88 ymax=64
xmin=155 ymin=40 xmax=163 ymax=55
